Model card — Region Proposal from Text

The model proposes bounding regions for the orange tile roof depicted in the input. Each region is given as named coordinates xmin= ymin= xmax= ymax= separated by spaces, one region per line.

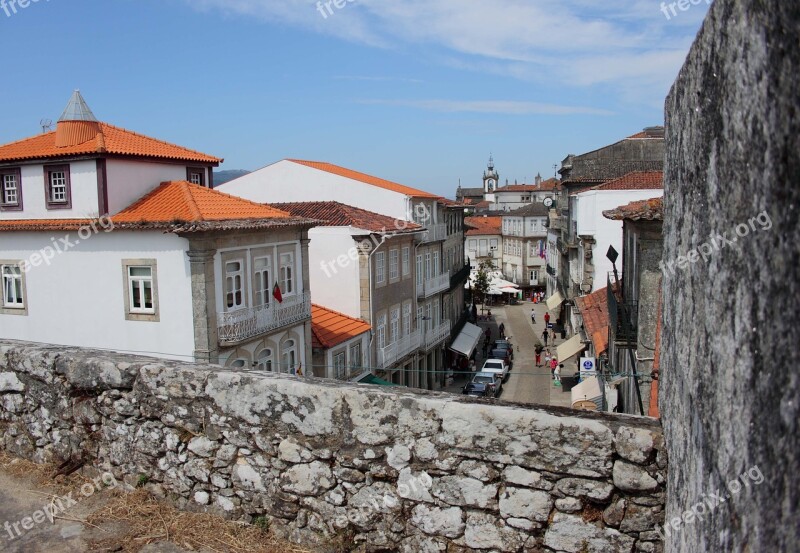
xmin=603 ymin=196 xmax=664 ymax=221
xmin=0 ymin=183 xmax=319 ymax=234
xmin=113 ymin=181 xmax=290 ymax=224
xmin=0 ymin=122 xmax=222 ymax=164
xmin=311 ymin=304 xmax=371 ymax=349
xmin=465 ymin=216 xmax=502 ymax=236
xmin=287 ymin=160 xmax=439 ymax=199
xmin=590 ymin=171 xmax=663 ymax=192
xmin=273 ymin=201 xmax=421 ymax=234
xmin=575 ymin=286 xmax=612 ymax=354
xmin=0 ymin=219 xmax=97 ymax=232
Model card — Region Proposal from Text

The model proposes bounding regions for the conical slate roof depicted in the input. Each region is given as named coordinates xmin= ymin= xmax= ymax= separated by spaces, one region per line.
xmin=59 ymin=90 xmax=98 ymax=122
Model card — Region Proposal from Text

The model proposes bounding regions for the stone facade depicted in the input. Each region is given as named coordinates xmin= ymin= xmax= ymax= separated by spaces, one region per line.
xmin=662 ymin=0 xmax=800 ymax=551
xmin=1 ymin=340 xmax=667 ymax=552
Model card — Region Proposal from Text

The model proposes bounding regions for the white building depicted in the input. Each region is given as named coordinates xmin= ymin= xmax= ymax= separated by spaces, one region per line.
xmin=489 ymin=177 xmax=560 ymax=213
xmin=500 ymin=203 xmax=549 ymax=291
xmin=570 ymin=172 xmax=664 ymax=294
xmin=465 ymin=216 xmax=502 ymax=269
xmin=0 ymin=92 xmax=316 ymax=372
xmin=220 ymin=162 xmax=471 ymax=390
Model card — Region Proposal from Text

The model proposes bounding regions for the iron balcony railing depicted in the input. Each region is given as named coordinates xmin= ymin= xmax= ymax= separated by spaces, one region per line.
xmin=416 ymin=273 xmax=450 ymax=298
xmin=424 ymin=320 xmax=452 ymax=350
xmin=379 ymin=330 xmax=422 ymax=369
xmin=218 ymin=292 xmax=311 ymax=345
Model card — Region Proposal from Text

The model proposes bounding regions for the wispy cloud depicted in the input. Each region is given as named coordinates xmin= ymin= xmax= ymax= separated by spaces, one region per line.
xmin=334 ymin=75 xmax=424 ymax=84
xmin=183 ymin=0 xmax=709 ymax=103
xmin=360 ymin=99 xmax=614 ymax=116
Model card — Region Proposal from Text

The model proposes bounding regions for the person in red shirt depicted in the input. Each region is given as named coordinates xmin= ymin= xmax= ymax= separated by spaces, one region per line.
xmin=544 ymin=312 xmax=551 ymax=325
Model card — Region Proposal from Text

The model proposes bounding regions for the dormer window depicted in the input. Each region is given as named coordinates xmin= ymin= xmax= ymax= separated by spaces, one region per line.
xmin=0 ymin=168 xmax=22 ymax=211
xmin=44 ymin=164 xmax=71 ymax=209
xmin=187 ymin=167 xmax=205 ymax=187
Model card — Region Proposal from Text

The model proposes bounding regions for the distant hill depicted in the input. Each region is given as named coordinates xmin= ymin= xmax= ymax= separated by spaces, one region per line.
xmin=214 ymin=170 xmax=250 ymax=186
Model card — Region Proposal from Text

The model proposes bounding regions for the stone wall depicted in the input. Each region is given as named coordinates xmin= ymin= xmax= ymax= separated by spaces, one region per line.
xmin=0 ymin=340 xmax=666 ymax=552
xmin=662 ymin=0 xmax=800 ymax=552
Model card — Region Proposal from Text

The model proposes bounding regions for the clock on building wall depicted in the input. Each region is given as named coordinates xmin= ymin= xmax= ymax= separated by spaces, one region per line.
xmin=543 ymin=197 xmax=554 ymax=208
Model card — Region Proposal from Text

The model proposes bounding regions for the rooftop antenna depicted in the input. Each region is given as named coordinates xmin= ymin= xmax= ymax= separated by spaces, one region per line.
xmin=553 ymin=164 xmax=558 ymax=178
xmin=40 ymin=118 xmax=53 ymax=133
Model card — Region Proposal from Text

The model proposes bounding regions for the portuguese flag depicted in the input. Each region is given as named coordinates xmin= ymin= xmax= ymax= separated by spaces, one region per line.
xmin=273 ymin=282 xmax=283 ymax=303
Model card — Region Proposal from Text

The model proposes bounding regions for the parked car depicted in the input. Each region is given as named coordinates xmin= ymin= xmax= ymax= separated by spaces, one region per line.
xmin=492 ymin=339 xmax=514 ymax=360
xmin=481 ymin=359 xmax=510 ymax=382
xmin=488 ymin=348 xmax=514 ymax=370
xmin=463 ymin=372 xmax=502 ymax=398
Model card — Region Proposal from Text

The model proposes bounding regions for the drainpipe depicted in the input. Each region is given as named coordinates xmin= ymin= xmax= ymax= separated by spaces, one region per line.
xmin=364 ymin=231 xmax=384 ymax=375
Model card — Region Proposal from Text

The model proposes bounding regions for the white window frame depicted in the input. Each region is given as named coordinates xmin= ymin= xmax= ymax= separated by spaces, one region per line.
xmin=402 ymin=304 xmax=411 ymax=337
xmin=334 ymin=351 xmax=347 ymax=380
xmin=225 ymin=259 xmax=246 ymax=311
xmin=280 ymin=252 xmax=295 ymax=296
xmin=253 ymin=255 xmax=271 ymax=307
xmin=1 ymin=263 xmax=25 ymax=312
xmin=128 ymin=266 xmax=155 ymax=314
xmin=2 ymin=173 xmax=19 ymax=206
xmin=389 ymin=249 xmax=399 ymax=281
xmin=255 ymin=348 xmax=274 ymax=372
xmin=281 ymin=339 xmax=297 ymax=375
xmin=122 ymin=259 xmax=159 ymax=322
xmin=377 ymin=314 xmax=387 ymax=350
xmin=375 ymin=252 xmax=386 ymax=284
xmin=350 ymin=342 xmax=362 ymax=371
xmin=390 ymin=307 xmax=400 ymax=343
xmin=401 ymin=247 xmax=410 ymax=276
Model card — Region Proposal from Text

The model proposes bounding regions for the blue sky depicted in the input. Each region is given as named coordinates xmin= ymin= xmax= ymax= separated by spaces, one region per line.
xmin=0 ymin=0 xmax=709 ymax=197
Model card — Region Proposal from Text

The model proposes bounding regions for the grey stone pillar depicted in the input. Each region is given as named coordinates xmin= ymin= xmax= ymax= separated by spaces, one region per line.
xmin=187 ymin=249 xmax=219 ymax=364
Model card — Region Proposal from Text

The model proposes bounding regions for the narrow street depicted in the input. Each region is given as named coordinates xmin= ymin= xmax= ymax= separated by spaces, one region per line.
xmin=492 ymin=301 xmax=573 ymax=408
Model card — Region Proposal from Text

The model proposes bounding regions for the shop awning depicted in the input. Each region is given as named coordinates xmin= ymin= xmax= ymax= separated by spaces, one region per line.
xmin=557 ymin=334 xmax=586 ymax=363
xmin=357 ymin=373 xmax=397 ymax=386
xmin=546 ymin=291 xmax=565 ymax=311
xmin=571 ymin=376 xmax=602 ymax=409
xmin=449 ymin=322 xmax=483 ymax=357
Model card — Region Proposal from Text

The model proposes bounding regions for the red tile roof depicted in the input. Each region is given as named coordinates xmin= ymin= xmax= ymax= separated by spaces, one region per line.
xmin=273 ymin=201 xmax=422 ymax=234
xmin=589 ymin=171 xmax=663 ymax=192
xmin=575 ymin=286 xmax=611 ymax=354
xmin=113 ymin=181 xmax=290 ymax=223
xmin=0 ymin=182 xmax=319 ymax=233
xmin=0 ymin=122 xmax=222 ymax=164
xmin=465 ymin=216 xmax=502 ymax=236
xmin=603 ymin=197 xmax=664 ymax=221
xmin=287 ymin=160 xmax=439 ymax=199
xmin=312 ymin=304 xmax=371 ymax=349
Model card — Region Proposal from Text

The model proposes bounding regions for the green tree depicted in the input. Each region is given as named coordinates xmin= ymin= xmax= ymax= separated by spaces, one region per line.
xmin=474 ymin=260 xmax=494 ymax=314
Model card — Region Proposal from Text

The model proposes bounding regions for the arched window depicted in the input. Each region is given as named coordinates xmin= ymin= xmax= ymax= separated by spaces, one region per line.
xmin=229 ymin=359 xmax=247 ymax=369
xmin=281 ymin=339 xmax=297 ymax=375
xmin=255 ymin=348 xmax=273 ymax=372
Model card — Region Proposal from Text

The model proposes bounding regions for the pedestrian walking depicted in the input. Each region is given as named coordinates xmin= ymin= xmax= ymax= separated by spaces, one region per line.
xmin=544 ymin=312 xmax=551 ymax=325
xmin=499 ymin=323 xmax=505 ymax=339
xmin=471 ymin=303 xmax=478 ymax=323
xmin=530 ymin=308 xmax=536 ymax=324
xmin=535 ymin=350 xmax=542 ymax=367
xmin=554 ymin=363 xmax=561 ymax=386
xmin=485 ymin=327 xmax=491 ymax=342
xmin=550 ymin=356 xmax=558 ymax=375
xmin=542 ymin=329 xmax=548 ymax=346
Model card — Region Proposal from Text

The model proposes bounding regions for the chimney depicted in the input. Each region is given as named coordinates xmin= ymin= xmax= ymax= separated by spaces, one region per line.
xmin=55 ymin=90 xmax=101 ymax=148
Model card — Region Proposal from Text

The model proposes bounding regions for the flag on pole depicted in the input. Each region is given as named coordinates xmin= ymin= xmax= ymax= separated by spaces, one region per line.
xmin=272 ymin=282 xmax=283 ymax=303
